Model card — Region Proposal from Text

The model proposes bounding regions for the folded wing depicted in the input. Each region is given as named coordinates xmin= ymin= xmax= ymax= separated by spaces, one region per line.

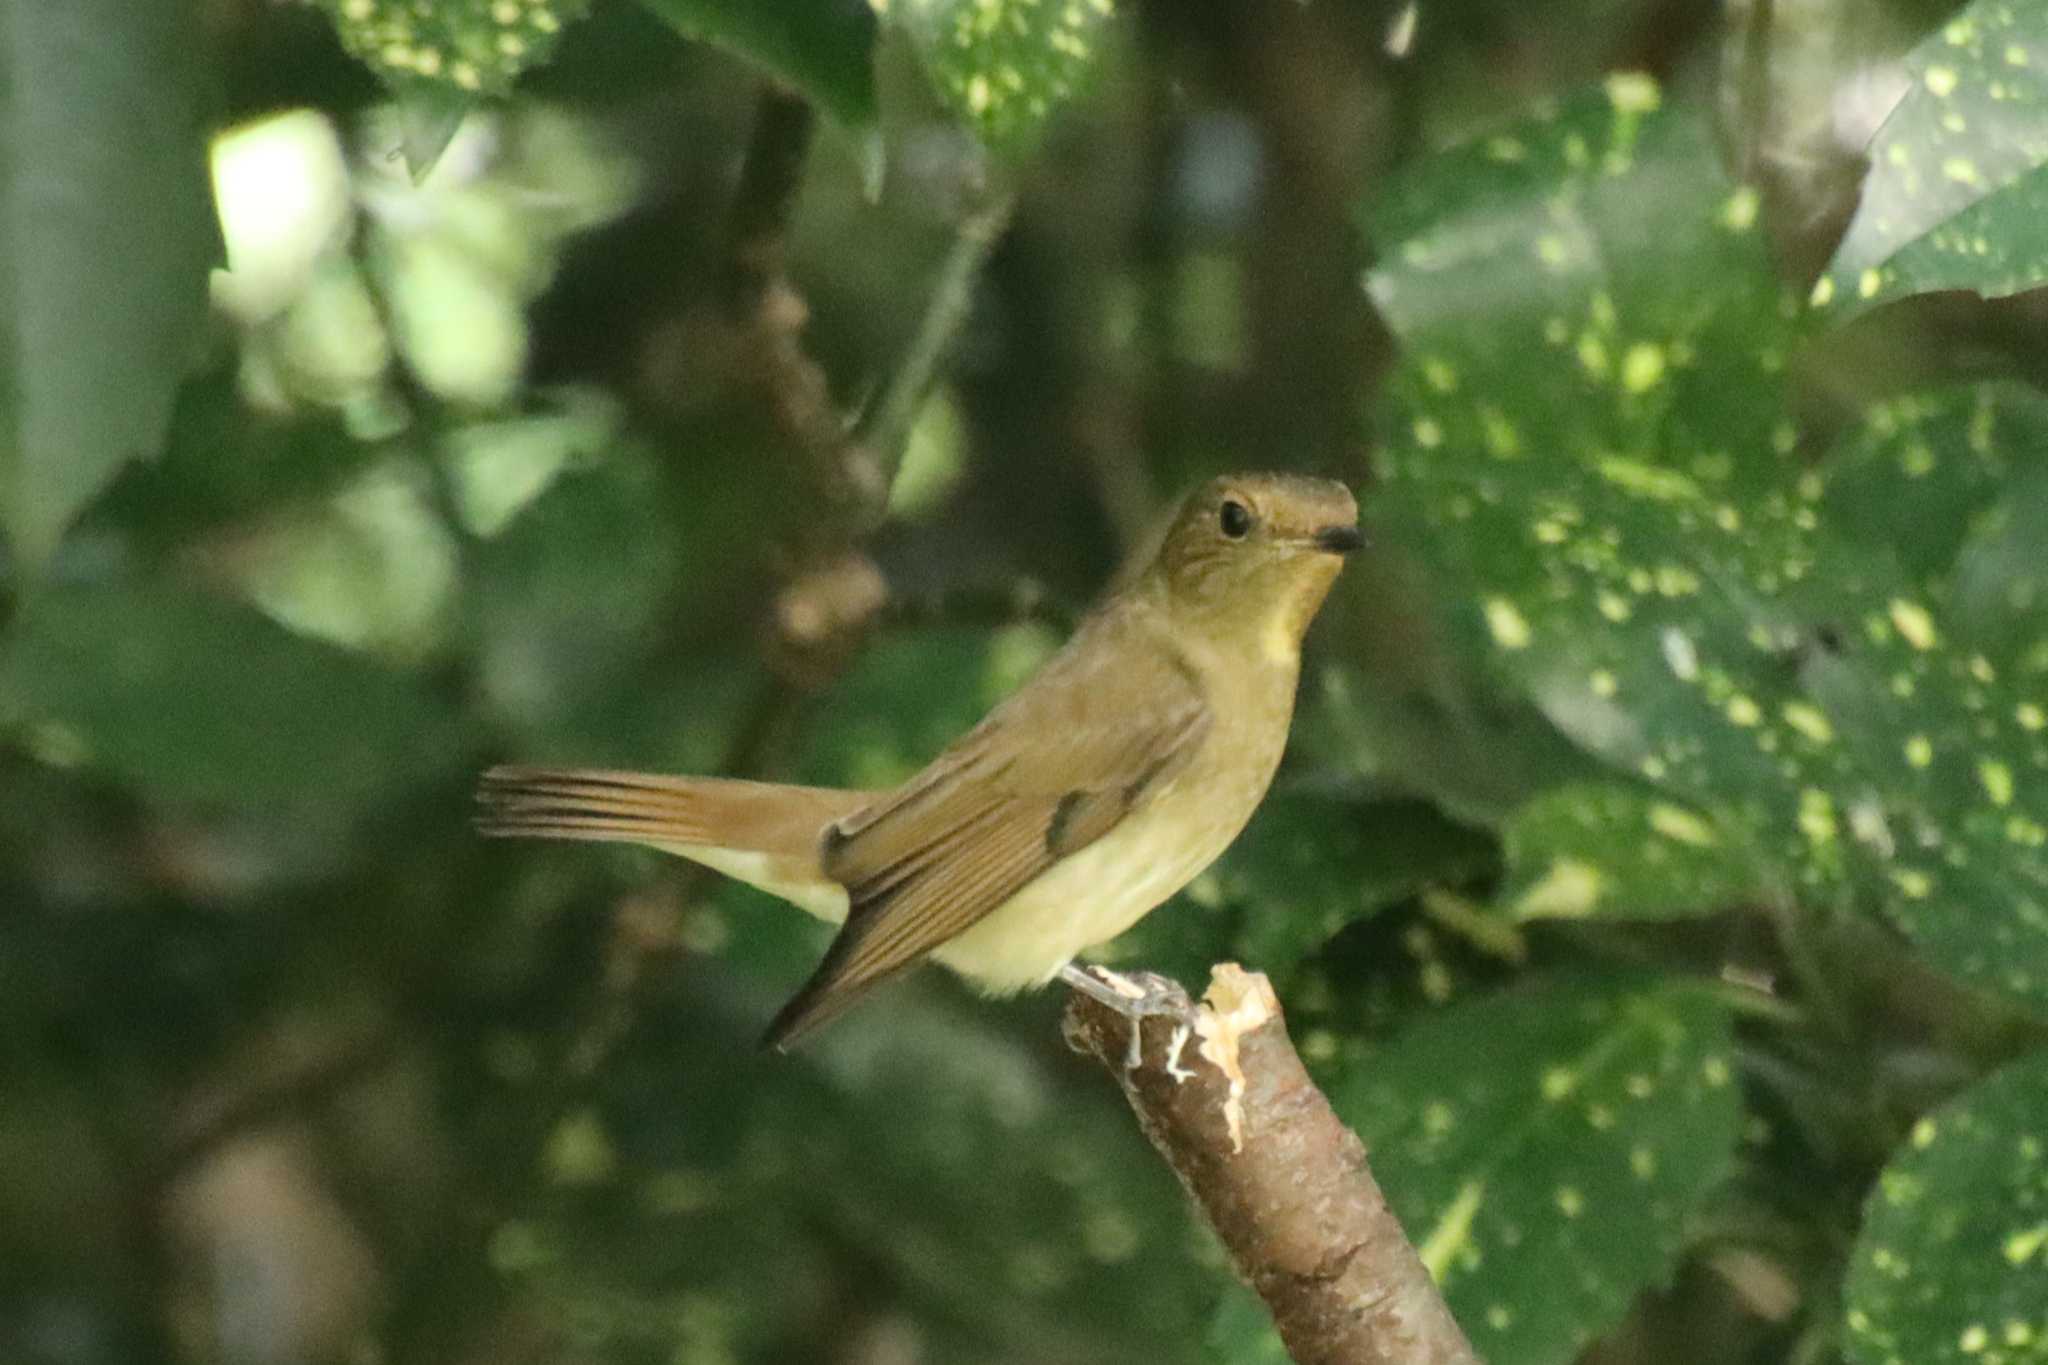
xmin=764 ymin=625 xmax=1211 ymax=1049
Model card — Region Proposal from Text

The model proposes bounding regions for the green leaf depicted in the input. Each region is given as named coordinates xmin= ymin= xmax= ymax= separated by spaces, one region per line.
xmin=0 ymin=579 xmax=465 ymax=812
xmin=1822 ymin=385 xmax=2036 ymax=580
xmin=796 ymin=621 xmax=1062 ymax=789
xmin=91 ymin=374 xmax=378 ymax=550
xmin=498 ymin=978 xmax=1218 ymax=1363
xmin=315 ymin=0 xmax=593 ymax=101
xmin=1107 ymin=794 xmax=1497 ymax=983
xmin=1844 ymin=1047 xmax=2048 ymax=1365
xmin=1817 ymin=0 xmax=2048 ymax=320
xmin=1502 ymin=784 xmax=1770 ymax=922
xmin=636 ymin=0 xmax=880 ymax=132
xmin=395 ymin=87 xmax=480 ymax=181
xmin=1328 ymin=976 xmax=1742 ymax=1365
xmin=890 ymin=0 xmax=1119 ymax=154
xmin=1205 ymin=1283 xmax=1291 ymax=1365
xmin=0 ymin=0 xmax=217 ymax=571
xmin=1367 ymin=81 xmax=2048 ymax=1007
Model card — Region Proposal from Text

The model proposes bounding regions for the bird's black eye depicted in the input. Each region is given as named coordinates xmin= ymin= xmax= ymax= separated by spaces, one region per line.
xmin=1219 ymin=499 xmax=1252 ymax=539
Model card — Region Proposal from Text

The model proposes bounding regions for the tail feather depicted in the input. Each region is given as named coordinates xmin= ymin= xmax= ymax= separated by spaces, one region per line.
xmin=476 ymin=765 xmax=874 ymax=866
xmin=478 ymin=764 xmax=888 ymax=1047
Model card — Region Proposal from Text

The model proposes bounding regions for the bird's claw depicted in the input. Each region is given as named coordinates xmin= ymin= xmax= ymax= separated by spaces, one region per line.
xmin=1059 ymin=964 xmax=1191 ymax=1072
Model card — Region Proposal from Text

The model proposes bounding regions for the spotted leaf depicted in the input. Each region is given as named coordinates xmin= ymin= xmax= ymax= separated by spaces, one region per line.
xmin=1502 ymin=784 xmax=1771 ymax=922
xmin=1326 ymin=975 xmax=1742 ymax=1365
xmin=1366 ymin=81 xmax=2048 ymax=1007
xmin=888 ymin=0 xmax=1119 ymax=155
xmin=316 ymin=0 xmax=594 ymax=100
xmin=1817 ymin=0 xmax=2048 ymax=320
xmin=1844 ymin=1046 xmax=2048 ymax=1365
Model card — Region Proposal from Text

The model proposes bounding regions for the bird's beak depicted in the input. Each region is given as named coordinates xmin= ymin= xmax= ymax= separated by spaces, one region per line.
xmin=1313 ymin=524 xmax=1365 ymax=555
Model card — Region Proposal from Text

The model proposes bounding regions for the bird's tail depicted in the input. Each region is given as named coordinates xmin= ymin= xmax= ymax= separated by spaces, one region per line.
xmin=475 ymin=765 xmax=870 ymax=872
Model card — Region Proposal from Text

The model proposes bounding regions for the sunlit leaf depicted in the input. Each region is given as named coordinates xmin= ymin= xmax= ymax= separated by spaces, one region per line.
xmin=890 ymin=0 xmax=1120 ymax=154
xmin=636 ymin=0 xmax=880 ymax=132
xmin=1501 ymin=784 xmax=1769 ymax=922
xmin=1366 ymin=84 xmax=2048 ymax=1007
xmin=1844 ymin=1047 xmax=2048 ymax=1365
xmin=315 ymin=0 xmax=594 ymax=101
xmin=0 ymin=0 xmax=216 ymax=572
xmin=1818 ymin=0 xmax=2048 ymax=319
xmin=1327 ymin=976 xmax=1742 ymax=1365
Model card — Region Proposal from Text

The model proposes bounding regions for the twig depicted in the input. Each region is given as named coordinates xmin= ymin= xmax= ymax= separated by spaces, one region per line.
xmin=722 ymin=85 xmax=1014 ymax=545
xmin=1063 ymin=964 xmax=1481 ymax=1365
xmin=852 ymin=188 xmax=1016 ymax=519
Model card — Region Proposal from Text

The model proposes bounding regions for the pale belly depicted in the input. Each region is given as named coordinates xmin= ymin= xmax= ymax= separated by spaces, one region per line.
xmin=928 ymin=771 xmax=1256 ymax=993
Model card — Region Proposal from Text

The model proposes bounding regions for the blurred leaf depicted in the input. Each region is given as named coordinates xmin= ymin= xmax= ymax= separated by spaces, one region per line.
xmin=1843 ymin=1046 xmax=2048 ymax=1365
xmin=1502 ymin=783 xmax=1771 ymax=922
xmin=92 ymin=374 xmax=379 ymax=550
xmin=796 ymin=621 xmax=1061 ymax=789
xmin=636 ymin=0 xmax=880 ymax=131
xmin=471 ymin=456 xmax=692 ymax=734
xmin=1296 ymin=649 xmax=1607 ymax=829
xmin=1821 ymin=384 xmax=2037 ymax=579
xmin=1328 ymin=975 xmax=1742 ymax=1365
xmin=1204 ymin=1283 xmax=1291 ymax=1365
xmin=1817 ymin=0 xmax=2048 ymax=320
xmin=225 ymin=458 xmax=462 ymax=660
xmin=0 ymin=579 xmax=465 ymax=812
xmin=890 ymin=0 xmax=1120 ymax=154
xmin=1108 ymin=794 xmax=1497 ymax=983
xmin=0 ymin=0 xmax=216 ymax=572
xmin=396 ymin=88 xmax=479 ymax=180
xmin=1367 ymin=84 xmax=2048 ymax=1007
xmin=500 ymin=975 xmax=1214 ymax=1363
xmin=443 ymin=389 xmax=622 ymax=538
xmin=1951 ymin=460 xmax=2048 ymax=657
xmin=315 ymin=0 xmax=594 ymax=102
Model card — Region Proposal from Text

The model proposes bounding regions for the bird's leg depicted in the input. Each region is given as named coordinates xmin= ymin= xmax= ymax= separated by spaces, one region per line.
xmin=1059 ymin=964 xmax=1188 ymax=1071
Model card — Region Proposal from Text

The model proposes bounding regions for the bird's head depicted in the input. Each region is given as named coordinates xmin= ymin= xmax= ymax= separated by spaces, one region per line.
xmin=1144 ymin=473 xmax=1361 ymax=661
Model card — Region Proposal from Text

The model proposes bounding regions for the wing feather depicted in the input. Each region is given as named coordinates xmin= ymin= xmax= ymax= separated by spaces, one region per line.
xmin=764 ymin=620 xmax=1210 ymax=1049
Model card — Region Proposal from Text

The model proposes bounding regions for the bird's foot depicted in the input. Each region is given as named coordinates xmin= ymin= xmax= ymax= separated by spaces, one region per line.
xmin=1059 ymin=964 xmax=1189 ymax=1072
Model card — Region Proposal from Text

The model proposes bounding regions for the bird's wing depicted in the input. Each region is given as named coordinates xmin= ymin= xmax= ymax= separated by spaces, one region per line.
xmin=763 ymin=627 xmax=1212 ymax=1048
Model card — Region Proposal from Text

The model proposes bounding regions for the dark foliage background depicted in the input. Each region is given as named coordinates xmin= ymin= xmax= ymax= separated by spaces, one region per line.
xmin=5 ymin=1 xmax=2048 ymax=1362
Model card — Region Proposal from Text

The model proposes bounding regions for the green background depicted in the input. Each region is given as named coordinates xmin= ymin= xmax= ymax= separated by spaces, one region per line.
xmin=5 ymin=0 xmax=2048 ymax=1362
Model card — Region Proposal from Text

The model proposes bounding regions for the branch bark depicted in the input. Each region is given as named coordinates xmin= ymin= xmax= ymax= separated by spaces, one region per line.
xmin=1062 ymin=964 xmax=1481 ymax=1365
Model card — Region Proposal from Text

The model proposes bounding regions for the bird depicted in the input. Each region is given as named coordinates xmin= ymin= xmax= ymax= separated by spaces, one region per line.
xmin=477 ymin=472 xmax=1362 ymax=1050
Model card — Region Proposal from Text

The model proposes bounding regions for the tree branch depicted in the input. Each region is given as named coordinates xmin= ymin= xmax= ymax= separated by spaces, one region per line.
xmin=1062 ymin=964 xmax=1481 ymax=1365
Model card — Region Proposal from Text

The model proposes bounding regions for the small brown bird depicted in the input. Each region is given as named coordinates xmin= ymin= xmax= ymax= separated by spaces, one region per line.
xmin=478 ymin=473 xmax=1361 ymax=1049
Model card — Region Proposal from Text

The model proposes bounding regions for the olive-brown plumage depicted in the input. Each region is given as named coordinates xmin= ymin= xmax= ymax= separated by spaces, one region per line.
xmin=479 ymin=473 xmax=1360 ymax=1048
